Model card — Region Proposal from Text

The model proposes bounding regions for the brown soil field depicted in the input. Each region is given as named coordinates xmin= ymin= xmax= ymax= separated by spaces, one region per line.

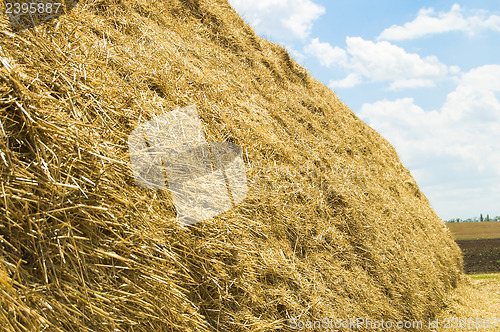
xmin=456 ymin=239 xmax=500 ymax=274
xmin=446 ymin=222 xmax=500 ymax=274
xmin=446 ymin=221 xmax=500 ymax=240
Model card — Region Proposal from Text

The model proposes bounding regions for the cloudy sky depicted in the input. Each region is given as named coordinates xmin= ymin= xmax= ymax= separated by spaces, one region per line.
xmin=228 ymin=0 xmax=500 ymax=220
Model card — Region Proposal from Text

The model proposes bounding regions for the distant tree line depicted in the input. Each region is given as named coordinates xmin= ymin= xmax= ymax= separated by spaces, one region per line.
xmin=445 ymin=213 xmax=500 ymax=223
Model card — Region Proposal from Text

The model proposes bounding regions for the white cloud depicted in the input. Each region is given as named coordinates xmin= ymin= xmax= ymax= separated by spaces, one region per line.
xmin=388 ymin=79 xmax=436 ymax=90
xmin=304 ymin=38 xmax=347 ymax=67
xmin=378 ymin=3 xmax=500 ymax=41
xmin=483 ymin=14 xmax=500 ymax=31
xmin=442 ymin=65 xmax=500 ymax=125
xmin=328 ymin=73 xmax=362 ymax=89
xmin=346 ymin=37 xmax=449 ymax=82
xmin=315 ymin=37 xmax=453 ymax=89
xmin=228 ymin=0 xmax=325 ymax=40
xmin=359 ymin=65 xmax=500 ymax=219
xmin=449 ymin=65 xmax=461 ymax=75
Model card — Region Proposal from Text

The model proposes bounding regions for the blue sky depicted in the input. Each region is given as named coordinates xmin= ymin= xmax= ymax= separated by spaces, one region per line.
xmin=228 ymin=0 xmax=500 ymax=220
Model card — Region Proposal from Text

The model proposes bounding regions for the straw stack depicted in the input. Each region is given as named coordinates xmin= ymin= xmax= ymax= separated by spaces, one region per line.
xmin=0 ymin=0 xmax=463 ymax=330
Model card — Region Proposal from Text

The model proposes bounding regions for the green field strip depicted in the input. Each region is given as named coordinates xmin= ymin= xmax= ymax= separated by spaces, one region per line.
xmin=468 ymin=273 xmax=500 ymax=280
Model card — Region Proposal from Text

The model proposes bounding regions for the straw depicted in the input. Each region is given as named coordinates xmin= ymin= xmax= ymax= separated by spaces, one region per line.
xmin=0 ymin=0 xmax=464 ymax=330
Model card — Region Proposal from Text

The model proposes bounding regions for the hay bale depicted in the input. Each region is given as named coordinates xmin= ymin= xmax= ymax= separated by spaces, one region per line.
xmin=0 ymin=0 xmax=463 ymax=330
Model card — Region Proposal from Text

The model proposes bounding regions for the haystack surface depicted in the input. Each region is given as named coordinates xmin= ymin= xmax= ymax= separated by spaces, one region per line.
xmin=0 ymin=0 xmax=463 ymax=330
